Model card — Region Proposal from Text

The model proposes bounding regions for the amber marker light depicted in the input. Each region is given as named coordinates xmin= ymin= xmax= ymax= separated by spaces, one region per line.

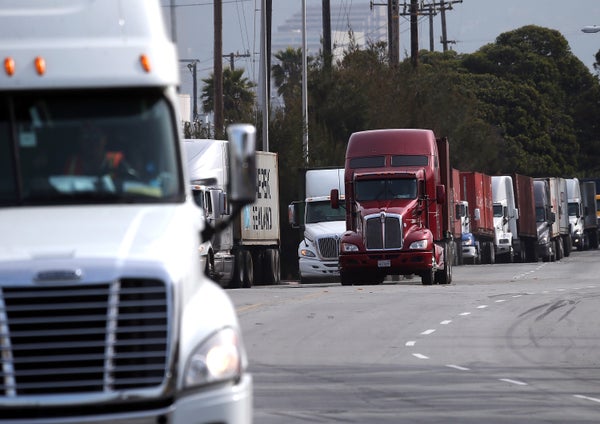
xmin=140 ymin=54 xmax=151 ymax=73
xmin=4 ymin=57 xmax=15 ymax=76
xmin=34 ymin=56 xmax=46 ymax=75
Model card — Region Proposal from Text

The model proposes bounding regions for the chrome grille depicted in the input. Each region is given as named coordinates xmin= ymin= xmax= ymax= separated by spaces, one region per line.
xmin=317 ymin=236 xmax=340 ymax=259
xmin=365 ymin=214 xmax=403 ymax=250
xmin=0 ymin=279 xmax=169 ymax=396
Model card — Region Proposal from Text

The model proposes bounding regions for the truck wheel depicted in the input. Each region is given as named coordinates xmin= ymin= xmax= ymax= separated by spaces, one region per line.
xmin=340 ymin=270 xmax=357 ymax=286
xmin=435 ymin=245 xmax=452 ymax=285
xmin=563 ymin=235 xmax=571 ymax=257
xmin=488 ymin=243 xmax=495 ymax=264
xmin=242 ymin=250 xmax=254 ymax=288
xmin=264 ymin=248 xmax=280 ymax=284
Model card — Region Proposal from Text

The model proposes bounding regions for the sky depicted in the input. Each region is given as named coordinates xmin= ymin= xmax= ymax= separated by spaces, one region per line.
xmin=161 ymin=1 xmax=600 ymax=108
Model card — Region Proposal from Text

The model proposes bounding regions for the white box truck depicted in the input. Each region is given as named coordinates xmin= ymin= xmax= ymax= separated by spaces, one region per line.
xmin=183 ymin=139 xmax=281 ymax=288
xmin=0 ymin=1 xmax=253 ymax=422
xmin=491 ymin=175 xmax=519 ymax=262
xmin=289 ymin=168 xmax=346 ymax=283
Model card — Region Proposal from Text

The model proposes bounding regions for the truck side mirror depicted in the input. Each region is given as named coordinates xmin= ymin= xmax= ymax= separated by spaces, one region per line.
xmin=550 ymin=211 xmax=556 ymax=224
xmin=331 ymin=188 xmax=339 ymax=209
xmin=288 ymin=201 xmax=303 ymax=229
xmin=436 ymin=184 xmax=446 ymax=204
xmin=474 ymin=208 xmax=481 ymax=221
xmin=514 ymin=208 xmax=519 ymax=220
xmin=226 ymin=124 xmax=256 ymax=206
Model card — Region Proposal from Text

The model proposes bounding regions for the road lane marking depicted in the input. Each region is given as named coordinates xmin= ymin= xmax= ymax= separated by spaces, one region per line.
xmin=412 ymin=353 xmax=429 ymax=359
xmin=421 ymin=329 xmax=436 ymax=335
xmin=495 ymin=299 xmax=506 ymax=303
xmin=236 ymin=303 xmax=265 ymax=313
xmin=574 ymin=394 xmax=600 ymax=404
xmin=499 ymin=378 xmax=527 ymax=386
xmin=512 ymin=294 xmax=522 ymax=298
xmin=459 ymin=312 xmax=471 ymax=316
xmin=477 ymin=305 xmax=488 ymax=309
xmin=446 ymin=364 xmax=470 ymax=371
xmin=405 ymin=341 xmax=416 ymax=347
xmin=440 ymin=320 xmax=452 ymax=325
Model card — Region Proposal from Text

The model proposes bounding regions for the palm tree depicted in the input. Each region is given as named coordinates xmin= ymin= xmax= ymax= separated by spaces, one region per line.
xmin=201 ymin=68 xmax=257 ymax=125
xmin=271 ymin=47 xmax=312 ymax=110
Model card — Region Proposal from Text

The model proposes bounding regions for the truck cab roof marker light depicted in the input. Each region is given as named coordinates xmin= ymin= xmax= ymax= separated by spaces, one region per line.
xmin=4 ymin=57 xmax=15 ymax=76
xmin=34 ymin=56 xmax=46 ymax=75
xmin=140 ymin=54 xmax=151 ymax=73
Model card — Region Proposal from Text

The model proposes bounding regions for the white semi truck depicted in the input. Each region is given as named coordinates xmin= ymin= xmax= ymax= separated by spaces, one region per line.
xmin=0 ymin=1 xmax=253 ymax=422
xmin=183 ymin=139 xmax=281 ymax=288
xmin=491 ymin=175 xmax=519 ymax=262
xmin=289 ymin=168 xmax=346 ymax=282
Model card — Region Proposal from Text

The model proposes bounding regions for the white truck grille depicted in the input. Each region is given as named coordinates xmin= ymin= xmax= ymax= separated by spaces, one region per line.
xmin=0 ymin=279 xmax=169 ymax=396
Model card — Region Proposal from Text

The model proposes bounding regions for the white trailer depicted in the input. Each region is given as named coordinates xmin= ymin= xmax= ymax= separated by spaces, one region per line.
xmin=0 ymin=2 xmax=253 ymax=422
xmin=184 ymin=139 xmax=281 ymax=288
xmin=289 ymin=168 xmax=346 ymax=282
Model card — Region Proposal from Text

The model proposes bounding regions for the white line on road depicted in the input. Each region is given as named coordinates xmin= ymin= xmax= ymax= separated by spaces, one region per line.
xmin=574 ymin=394 xmax=600 ymax=404
xmin=495 ymin=299 xmax=506 ymax=303
xmin=446 ymin=364 xmax=470 ymax=371
xmin=512 ymin=294 xmax=522 ymax=298
xmin=499 ymin=378 xmax=528 ymax=386
xmin=477 ymin=305 xmax=488 ymax=309
xmin=440 ymin=320 xmax=452 ymax=325
xmin=459 ymin=312 xmax=471 ymax=316
xmin=421 ymin=329 xmax=436 ymax=335
xmin=405 ymin=341 xmax=416 ymax=347
xmin=412 ymin=353 xmax=429 ymax=359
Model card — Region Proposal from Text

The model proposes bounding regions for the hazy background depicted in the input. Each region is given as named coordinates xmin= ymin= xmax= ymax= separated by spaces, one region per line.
xmin=160 ymin=1 xmax=600 ymax=111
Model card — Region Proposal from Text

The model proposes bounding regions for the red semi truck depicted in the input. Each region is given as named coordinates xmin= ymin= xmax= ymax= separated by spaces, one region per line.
xmin=330 ymin=129 xmax=455 ymax=285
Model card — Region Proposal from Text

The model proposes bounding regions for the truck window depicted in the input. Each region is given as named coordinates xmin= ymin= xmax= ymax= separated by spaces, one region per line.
xmin=0 ymin=89 xmax=183 ymax=206
xmin=305 ymin=200 xmax=346 ymax=224
xmin=349 ymin=156 xmax=385 ymax=169
xmin=391 ymin=155 xmax=428 ymax=166
xmin=355 ymin=178 xmax=417 ymax=201
xmin=493 ymin=204 xmax=504 ymax=218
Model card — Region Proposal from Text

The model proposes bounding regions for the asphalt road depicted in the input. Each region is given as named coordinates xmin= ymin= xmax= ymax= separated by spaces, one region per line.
xmin=227 ymin=249 xmax=600 ymax=423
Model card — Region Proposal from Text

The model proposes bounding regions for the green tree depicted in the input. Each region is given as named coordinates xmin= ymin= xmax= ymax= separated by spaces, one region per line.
xmin=201 ymin=68 xmax=256 ymax=126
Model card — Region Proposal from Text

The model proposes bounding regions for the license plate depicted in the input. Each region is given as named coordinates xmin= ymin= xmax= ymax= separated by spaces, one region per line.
xmin=378 ymin=259 xmax=391 ymax=268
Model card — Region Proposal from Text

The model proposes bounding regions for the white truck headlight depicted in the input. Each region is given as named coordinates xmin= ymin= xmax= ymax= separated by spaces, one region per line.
xmin=185 ymin=327 xmax=243 ymax=387
xmin=300 ymin=248 xmax=316 ymax=258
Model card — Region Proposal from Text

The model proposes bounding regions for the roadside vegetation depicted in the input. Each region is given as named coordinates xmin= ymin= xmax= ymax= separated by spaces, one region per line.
xmin=199 ymin=25 xmax=600 ymax=278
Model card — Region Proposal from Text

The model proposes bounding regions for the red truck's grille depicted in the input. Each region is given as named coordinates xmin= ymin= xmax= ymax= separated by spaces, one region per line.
xmin=0 ymin=279 xmax=169 ymax=396
xmin=365 ymin=214 xmax=403 ymax=250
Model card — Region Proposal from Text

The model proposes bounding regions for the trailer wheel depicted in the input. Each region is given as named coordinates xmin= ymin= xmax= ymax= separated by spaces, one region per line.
xmin=264 ymin=248 xmax=281 ymax=284
xmin=241 ymin=250 xmax=254 ymax=288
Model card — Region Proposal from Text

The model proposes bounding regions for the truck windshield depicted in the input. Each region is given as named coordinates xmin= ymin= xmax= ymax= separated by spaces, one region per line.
xmin=568 ymin=202 xmax=578 ymax=217
xmin=493 ymin=204 xmax=504 ymax=218
xmin=306 ymin=200 xmax=346 ymax=224
xmin=535 ymin=206 xmax=546 ymax=222
xmin=355 ymin=179 xmax=417 ymax=201
xmin=0 ymin=89 xmax=182 ymax=206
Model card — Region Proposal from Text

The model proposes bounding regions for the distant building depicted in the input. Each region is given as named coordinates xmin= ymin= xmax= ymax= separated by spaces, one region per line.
xmin=271 ymin=2 xmax=387 ymax=60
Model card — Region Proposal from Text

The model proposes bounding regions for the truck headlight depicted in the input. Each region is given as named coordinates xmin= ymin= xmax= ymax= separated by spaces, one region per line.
xmin=185 ymin=327 xmax=242 ymax=387
xmin=409 ymin=239 xmax=428 ymax=249
xmin=539 ymin=230 xmax=549 ymax=245
xmin=341 ymin=243 xmax=359 ymax=252
xmin=300 ymin=248 xmax=316 ymax=258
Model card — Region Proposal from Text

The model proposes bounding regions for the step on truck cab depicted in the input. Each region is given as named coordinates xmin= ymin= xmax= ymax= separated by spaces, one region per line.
xmin=331 ymin=129 xmax=454 ymax=286
xmin=0 ymin=1 xmax=254 ymax=423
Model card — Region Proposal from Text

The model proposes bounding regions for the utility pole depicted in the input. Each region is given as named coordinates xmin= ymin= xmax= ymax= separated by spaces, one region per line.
xmin=370 ymin=0 xmax=399 ymax=65
xmin=322 ymin=0 xmax=332 ymax=70
xmin=180 ymin=59 xmax=199 ymax=121
xmin=410 ymin=0 xmax=418 ymax=67
xmin=214 ymin=0 xmax=224 ymax=138
xmin=223 ymin=51 xmax=251 ymax=71
xmin=169 ymin=0 xmax=177 ymax=42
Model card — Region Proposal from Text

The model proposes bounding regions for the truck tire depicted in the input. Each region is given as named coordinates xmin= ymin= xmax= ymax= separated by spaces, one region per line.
xmin=563 ymin=235 xmax=571 ymax=257
xmin=340 ymin=269 xmax=361 ymax=286
xmin=228 ymin=250 xmax=246 ymax=289
xmin=421 ymin=268 xmax=434 ymax=285
xmin=435 ymin=244 xmax=452 ymax=285
xmin=264 ymin=248 xmax=281 ymax=284
xmin=241 ymin=250 xmax=254 ymax=288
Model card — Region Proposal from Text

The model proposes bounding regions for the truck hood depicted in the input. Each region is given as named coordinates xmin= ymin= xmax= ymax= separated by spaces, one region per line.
xmin=358 ymin=198 xmax=419 ymax=218
xmin=305 ymin=221 xmax=346 ymax=239
xmin=0 ymin=204 xmax=202 ymax=280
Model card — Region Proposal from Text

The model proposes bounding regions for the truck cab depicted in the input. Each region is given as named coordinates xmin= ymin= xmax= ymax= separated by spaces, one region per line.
xmin=0 ymin=2 xmax=254 ymax=422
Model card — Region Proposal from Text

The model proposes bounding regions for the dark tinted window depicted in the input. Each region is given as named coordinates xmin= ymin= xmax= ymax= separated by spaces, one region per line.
xmin=391 ymin=155 xmax=428 ymax=166
xmin=349 ymin=156 xmax=385 ymax=169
